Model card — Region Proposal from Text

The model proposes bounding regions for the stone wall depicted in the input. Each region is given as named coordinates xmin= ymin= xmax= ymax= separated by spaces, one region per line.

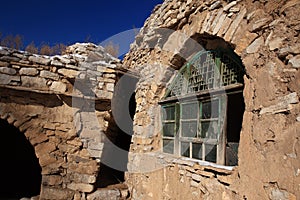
xmin=0 ymin=43 xmax=130 ymax=199
xmin=124 ymin=0 xmax=300 ymax=199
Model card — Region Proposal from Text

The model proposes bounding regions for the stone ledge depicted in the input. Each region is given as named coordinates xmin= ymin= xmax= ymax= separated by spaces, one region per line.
xmin=154 ymin=152 xmax=235 ymax=173
xmin=0 ymin=85 xmax=112 ymax=101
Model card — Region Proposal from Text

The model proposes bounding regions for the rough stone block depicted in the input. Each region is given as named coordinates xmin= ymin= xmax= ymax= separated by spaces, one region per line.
xmin=21 ymin=76 xmax=48 ymax=89
xmin=56 ymin=56 xmax=71 ymax=64
xmin=289 ymin=55 xmax=300 ymax=68
xmin=192 ymin=174 xmax=203 ymax=182
xmin=58 ymin=68 xmax=79 ymax=78
xmin=30 ymin=133 xmax=48 ymax=146
xmin=42 ymin=175 xmax=63 ymax=186
xmin=233 ymin=30 xmax=258 ymax=54
xmin=19 ymin=67 xmax=39 ymax=76
xmin=51 ymin=60 xmax=64 ymax=67
xmin=35 ymin=142 xmax=57 ymax=158
xmin=190 ymin=180 xmax=199 ymax=188
xmin=217 ymin=175 xmax=233 ymax=185
xmin=67 ymin=183 xmax=94 ymax=193
xmin=67 ymin=139 xmax=83 ymax=147
xmin=260 ymin=92 xmax=299 ymax=115
xmin=268 ymin=37 xmax=285 ymax=51
xmin=0 ymin=61 xmax=9 ymax=67
xmin=68 ymin=161 xmax=99 ymax=175
xmin=40 ymin=187 xmax=74 ymax=200
xmin=106 ymin=83 xmax=115 ymax=92
xmin=223 ymin=1 xmax=237 ymax=12
xmin=69 ymin=172 xmax=96 ymax=184
xmin=213 ymin=13 xmax=227 ymax=35
xmin=0 ymin=56 xmax=20 ymax=62
xmin=249 ymin=17 xmax=272 ymax=32
xmin=39 ymin=154 xmax=57 ymax=167
xmin=0 ymin=66 xmax=17 ymax=75
xmin=50 ymin=81 xmax=67 ymax=93
xmin=217 ymin=16 xmax=232 ymax=37
xmin=246 ymin=36 xmax=264 ymax=54
xmin=87 ymin=188 xmax=121 ymax=200
xmin=29 ymin=56 xmax=51 ymax=65
xmin=0 ymin=74 xmax=20 ymax=85
xmin=40 ymin=70 xmax=60 ymax=80
xmin=0 ymin=48 xmax=10 ymax=56
xmin=224 ymin=8 xmax=247 ymax=41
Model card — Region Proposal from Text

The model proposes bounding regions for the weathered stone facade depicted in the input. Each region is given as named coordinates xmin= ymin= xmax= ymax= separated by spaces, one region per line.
xmin=1 ymin=0 xmax=300 ymax=200
xmin=123 ymin=0 xmax=300 ymax=199
xmin=0 ymin=43 xmax=132 ymax=199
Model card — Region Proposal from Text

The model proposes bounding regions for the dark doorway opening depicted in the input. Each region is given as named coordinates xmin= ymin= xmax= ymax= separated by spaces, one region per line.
xmin=226 ymin=92 xmax=245 ymax=166
xmin=96 ymin=74 xmax=137 ymax=188
xmin=0 ymin=119 xmax=42 ymax=199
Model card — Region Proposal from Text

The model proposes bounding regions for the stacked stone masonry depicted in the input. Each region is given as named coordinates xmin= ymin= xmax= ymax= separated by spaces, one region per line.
xmin=123 ymin=0 xmax=300 ymax=199
xmin=0 ymin=0 xmax=300 ymax=199
xmin=0 ymin=43 xmax=132 ymax=199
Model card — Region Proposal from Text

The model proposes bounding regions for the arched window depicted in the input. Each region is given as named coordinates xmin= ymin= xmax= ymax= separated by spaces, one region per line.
xmin=159 ymin=49 xmax=245 ymax=166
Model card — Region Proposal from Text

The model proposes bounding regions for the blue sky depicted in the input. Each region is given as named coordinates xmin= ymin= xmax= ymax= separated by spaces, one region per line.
xmin=0 ymin=0 xmax=162 ymax=53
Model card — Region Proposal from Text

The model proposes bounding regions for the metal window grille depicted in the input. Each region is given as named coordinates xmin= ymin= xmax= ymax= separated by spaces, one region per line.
xmin=167 ymin=50 xmax=244 ymax=98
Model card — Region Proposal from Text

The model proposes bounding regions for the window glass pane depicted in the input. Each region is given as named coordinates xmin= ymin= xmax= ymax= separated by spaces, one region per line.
xmin=200 ymin=120 xmax=218 ymax=139
xmin=181 ymin=142 xmax=190 ymax=157
xmin=162 ymin=106 xmax=175 ymax=120
xmin=181 ymin=102 xmax=198 ymax=119
xmin=192 ymin=143 xmax=203 ymax=160
xmin=202 ymin=99 xmax=219 ymax=119
xmin=205 ymin=144 xmax=217 ymax=163
xmin=181 ymin=121 xmax=197 ymax=138
xmin=163 ymin=123 xmax=175 ymax=137
xmin=163 ymin=139 xmax=174 ymax=154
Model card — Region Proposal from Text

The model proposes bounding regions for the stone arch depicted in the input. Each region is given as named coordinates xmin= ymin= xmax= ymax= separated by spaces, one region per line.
xmin=0 ymin=118 xmax=42 ymax=199
xmin=0 ymin=93 xmax=68 ymax=198
xmin=129 ymin=28 xmax=250 ymax=154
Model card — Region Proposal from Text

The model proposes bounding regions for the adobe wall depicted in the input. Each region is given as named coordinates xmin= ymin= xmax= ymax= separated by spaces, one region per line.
xmin=0 ymin=43 xmax=129 ymax=199
xmin=124 ymin=0 xmax=300 ymax=199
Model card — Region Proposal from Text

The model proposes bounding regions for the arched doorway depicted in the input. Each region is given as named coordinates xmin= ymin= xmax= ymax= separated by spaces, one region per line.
xmin=0 ymin=119 xmax=42 ymax=199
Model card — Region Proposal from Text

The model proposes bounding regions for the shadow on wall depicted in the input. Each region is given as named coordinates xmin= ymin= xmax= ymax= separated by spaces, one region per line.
xmin=96 ymin=74 xmax=138 ymax=188
xmin=0 ymin=119 xmax=42 ymax=199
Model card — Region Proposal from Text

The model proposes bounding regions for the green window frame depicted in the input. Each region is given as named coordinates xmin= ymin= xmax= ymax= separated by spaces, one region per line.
xmin=162 ymin=96 xmax=227 ymax=164
xmin=160 ymin=49 xmax=244 ymax=165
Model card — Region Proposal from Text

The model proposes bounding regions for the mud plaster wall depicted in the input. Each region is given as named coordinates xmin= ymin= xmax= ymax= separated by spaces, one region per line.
xmin=123 ymin=0 xmax=300 ymax=199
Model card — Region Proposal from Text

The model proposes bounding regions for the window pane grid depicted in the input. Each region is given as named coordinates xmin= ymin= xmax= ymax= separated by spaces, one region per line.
xmin=176 ymin=99 xmax=220 ymax=162
xmin=162 ymin=49 xmax=244 ymax=166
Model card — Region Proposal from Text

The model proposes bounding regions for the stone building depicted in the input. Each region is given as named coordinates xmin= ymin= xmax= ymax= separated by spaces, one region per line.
xmin=0 ymin=43 xmax=136 ymax=199
xmin=0 ymin=0 xmax=300 ymax=200
xmin=123 ymin=0 xmax=300 ymax=199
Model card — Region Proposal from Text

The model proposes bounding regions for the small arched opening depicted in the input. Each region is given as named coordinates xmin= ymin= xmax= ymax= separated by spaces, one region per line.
xmin=0 ymin=119 xmax=42 ymax=199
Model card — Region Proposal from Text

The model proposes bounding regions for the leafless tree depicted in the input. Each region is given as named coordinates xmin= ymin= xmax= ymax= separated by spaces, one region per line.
xmin=40 ymin=43 xmax=53 ymax=55
xmin=14 ymin=34 xmax=23 ymax=50
xmin=1 ymin=34 xmax=15 ymax=48
xmin=25 ymin=42 xmax=39 ymax=54
xmin=52 ymin=43 xmax=67 ymax=55
xmin=104 ymin=41 xmax=119 ymax=57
